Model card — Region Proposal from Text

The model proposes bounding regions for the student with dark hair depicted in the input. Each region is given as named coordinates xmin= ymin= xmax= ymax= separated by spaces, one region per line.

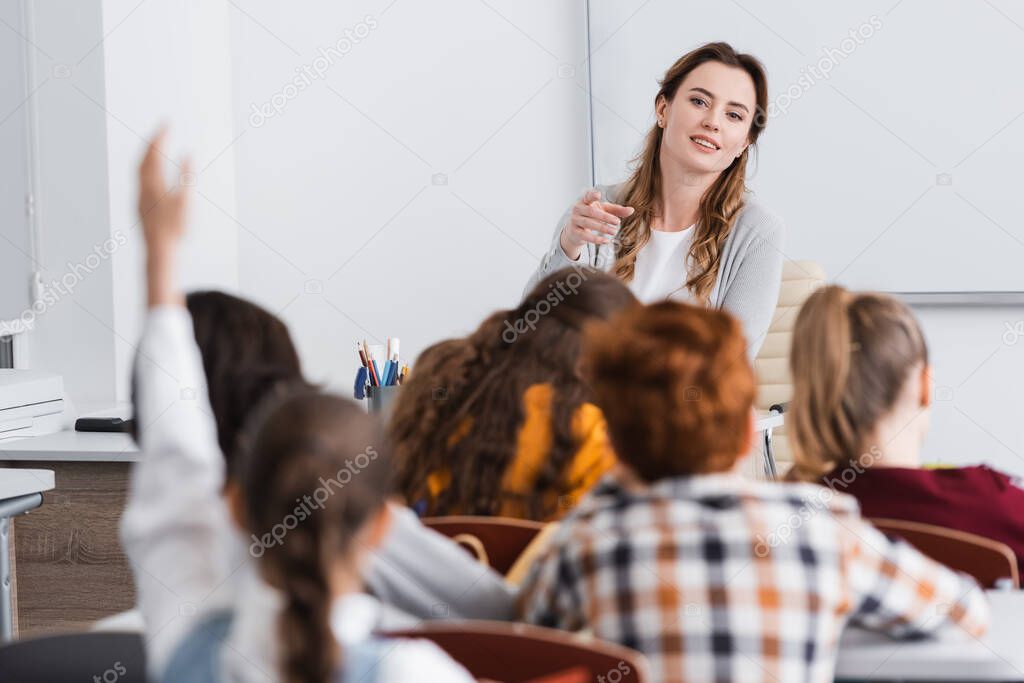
xmin=519 ymin=300 xmax=989 ymax=683
xmin=130 ymin=289 xmax=310 ymax=473
xmin=122 ymin=131 xmax=473 ymax=682
xmin=121 ymin=242 xmax=514 ymax=634
xmin=392 ymin=267 xmax=637 ymax=520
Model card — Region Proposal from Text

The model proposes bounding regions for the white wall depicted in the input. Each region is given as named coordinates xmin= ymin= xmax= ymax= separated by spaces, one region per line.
xmin=228 ymin=0 xmax=592 ymax=393
xmin=917 ymin=307 xmax=1024 ymax=476
xmin=15 ymin=2 xmax=1022 ymax=477
xmin=17 ymin=0 xmax=241 ymax=405
xmin=26 ymin=0 xmax=117 ymax=403
xmin=100 ymin=0 xmax=240 ymax=401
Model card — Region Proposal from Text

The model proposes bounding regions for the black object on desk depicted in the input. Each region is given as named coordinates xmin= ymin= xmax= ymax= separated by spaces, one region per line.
xmin=74 ymin=417 xmax=135 ymax=433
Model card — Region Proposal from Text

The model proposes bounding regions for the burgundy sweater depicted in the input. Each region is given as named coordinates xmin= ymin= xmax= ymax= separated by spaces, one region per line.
xmin=823 ymin=464 xmax=1024 ymax=569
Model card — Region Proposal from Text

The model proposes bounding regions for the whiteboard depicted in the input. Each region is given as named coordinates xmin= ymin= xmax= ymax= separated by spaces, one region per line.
xmin=0 ymin=0 xmax=34 ymax=324
xmin=588 ymin=0 xmax=1024 ymax=294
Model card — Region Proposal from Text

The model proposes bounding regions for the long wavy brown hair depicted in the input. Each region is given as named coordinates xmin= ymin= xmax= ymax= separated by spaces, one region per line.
xmin=392 ymin=268 xmax=637 ymax=519
xmin=612 ymin=42 xmax=769 ymax=302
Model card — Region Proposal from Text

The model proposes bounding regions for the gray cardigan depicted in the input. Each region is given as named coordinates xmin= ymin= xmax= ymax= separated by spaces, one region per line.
xmin=525 ymin=183 xmax=786 ymax=358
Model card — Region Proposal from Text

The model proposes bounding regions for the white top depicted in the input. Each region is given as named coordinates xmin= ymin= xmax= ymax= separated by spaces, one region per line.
xmin=120 ymin=306 xmax=473 ymax=683
xmin=628 ymin=226 xmax=696 ymax=303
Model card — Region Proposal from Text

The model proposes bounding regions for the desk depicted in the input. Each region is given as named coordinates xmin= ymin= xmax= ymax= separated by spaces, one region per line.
xmin=0 ymin=468 xmax=54 ymax=642
xmin=0 ymin=431 xmax=138 ymax=636
xmin=0 ymin=430 xmax=139 ymax=462
xmin=836 ymin=591 xmax=1024 ymax=681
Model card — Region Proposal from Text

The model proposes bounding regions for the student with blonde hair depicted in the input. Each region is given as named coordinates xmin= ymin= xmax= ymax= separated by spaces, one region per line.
xmin=788 ymin=284 xmax=1024 ymax=568
xmin=519 ymin=300 xmax=988 ymax=683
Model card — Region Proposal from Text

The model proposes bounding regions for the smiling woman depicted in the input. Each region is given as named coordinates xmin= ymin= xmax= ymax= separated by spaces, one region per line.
xmin=526 ymin=42 xmax=786 ymax=358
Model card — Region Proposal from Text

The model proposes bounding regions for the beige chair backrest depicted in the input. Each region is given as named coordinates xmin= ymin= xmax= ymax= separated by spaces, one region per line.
xmin=753 ymin=261 xmax=826 ymax=470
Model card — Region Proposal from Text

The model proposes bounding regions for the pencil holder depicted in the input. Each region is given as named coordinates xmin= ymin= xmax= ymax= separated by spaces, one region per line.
xmin=366 ymin=384 xmax=400 ymax=422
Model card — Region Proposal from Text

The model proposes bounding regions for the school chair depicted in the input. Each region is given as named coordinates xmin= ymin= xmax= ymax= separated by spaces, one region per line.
xmin=0 ymin=630 xmax=146 ymax=682
xmin=525 ymin=668 xmax=590 ymax=683
xmin=422 ymin=515 xmax=546 ymax=575
xmin=754 ymin=260 xmax=826 ymax=478
xmin=870 ymin=518 xmax=1021 ymax=589
xmin=383 ymin=620 xmax=651 ymax=682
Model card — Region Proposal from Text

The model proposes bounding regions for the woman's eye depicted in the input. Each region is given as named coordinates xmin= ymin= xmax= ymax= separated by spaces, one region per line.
xmin=690 ymin=97 xmax=706 ymax=107
xmin=728 ymin=112 xmax=743 ymax=121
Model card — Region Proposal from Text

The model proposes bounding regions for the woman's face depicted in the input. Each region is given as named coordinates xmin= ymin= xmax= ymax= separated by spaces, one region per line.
xmin=657 ymin=61 xmax=757 ymax=177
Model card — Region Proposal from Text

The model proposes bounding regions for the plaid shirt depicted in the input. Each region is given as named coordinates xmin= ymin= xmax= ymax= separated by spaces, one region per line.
xmin=518 ymin=473 xmax=989 ymax=683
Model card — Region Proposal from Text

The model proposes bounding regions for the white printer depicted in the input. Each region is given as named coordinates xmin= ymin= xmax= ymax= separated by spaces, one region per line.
xmin=0 ymin=370 xmax=65 ymax=438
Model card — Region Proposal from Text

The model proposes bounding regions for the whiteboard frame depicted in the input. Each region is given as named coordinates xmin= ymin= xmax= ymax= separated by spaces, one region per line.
xmin=1 ymin=0 xmax=41 ymax=332
xmin=582 ymin=2 xmax=1024 ymax=304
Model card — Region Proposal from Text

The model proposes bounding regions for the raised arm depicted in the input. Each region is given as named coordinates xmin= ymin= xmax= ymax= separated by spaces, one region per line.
xmin=120 ymin=130 xmax=234 ymax=676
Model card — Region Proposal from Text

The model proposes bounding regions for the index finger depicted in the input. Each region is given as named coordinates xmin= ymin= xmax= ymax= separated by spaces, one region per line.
xmin=601 ymin=202 xmax=635 ymax=218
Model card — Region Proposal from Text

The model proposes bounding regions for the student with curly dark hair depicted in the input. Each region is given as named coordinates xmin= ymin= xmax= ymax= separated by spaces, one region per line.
xmin=391 ymin=267 xmax=637 ymax=520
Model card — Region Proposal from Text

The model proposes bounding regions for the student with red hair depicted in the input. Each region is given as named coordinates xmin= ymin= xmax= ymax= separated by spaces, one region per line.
xmin=519 ymin=300 xmax=988 ymax=683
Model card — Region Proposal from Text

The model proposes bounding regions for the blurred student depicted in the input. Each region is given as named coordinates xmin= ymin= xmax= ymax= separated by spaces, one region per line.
xmin=122 ymin=131 xmax=474 ymax=682
xmin=130 ymin=289 xmax=311 ymax=476
xmin=788 ymin=285 xmax=1024 ymax=569
xmin=392 ymin=268 xmax=637 ymax=520
xmin=519 ymin=300 xmax=989 ymax=683
xmin=125 ymin=291 xmax=513 ymax=630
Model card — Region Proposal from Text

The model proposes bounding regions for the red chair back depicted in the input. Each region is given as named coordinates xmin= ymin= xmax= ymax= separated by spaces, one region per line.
xmin=422 ymin=515 xmax=546 ymax=575
xmin=384 ymin=620 xmax=650 ymax=682
xmin=870 ymin=517 xmax=1020 ymax=588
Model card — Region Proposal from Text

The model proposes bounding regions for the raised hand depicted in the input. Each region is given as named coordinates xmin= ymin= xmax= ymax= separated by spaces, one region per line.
xmin=138 ymin=128 xmax=191 ymax=308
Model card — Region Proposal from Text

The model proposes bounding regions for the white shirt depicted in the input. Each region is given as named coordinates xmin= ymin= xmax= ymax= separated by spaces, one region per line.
xmin=121 ymin=306 xmax=473 ymax=683
xmin=629 ymin=225 xmax=696 ymax=303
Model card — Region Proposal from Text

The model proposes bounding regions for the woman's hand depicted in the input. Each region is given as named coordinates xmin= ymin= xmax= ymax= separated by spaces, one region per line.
xmin=559 ymin=190 xmax=635 ymax=261
xmin=138 ymin=128 xmax=191 ymax=308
